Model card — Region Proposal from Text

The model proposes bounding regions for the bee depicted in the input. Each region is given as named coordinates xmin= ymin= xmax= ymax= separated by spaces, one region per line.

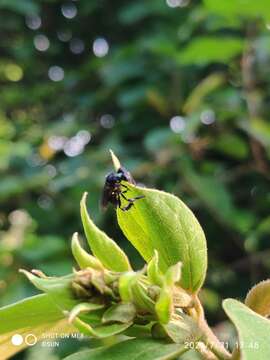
xmin=101 ymin=166 xmax=144 ymax=211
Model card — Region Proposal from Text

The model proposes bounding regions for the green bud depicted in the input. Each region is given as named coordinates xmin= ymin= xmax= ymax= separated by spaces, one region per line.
xmin=119 ymin=272 xmax=137 ymax=303
xmin=155 ymin=285 xmax=173 ymax=324
xmin=71 ymin=232 xmax=103 ymax=270
xmin=165 ymin=262 xmax=182 ymax=286
xmin=131 ymin=280 xmax=155 ymax=313
xmin=147 ymin=250 xmax=164 ymax=287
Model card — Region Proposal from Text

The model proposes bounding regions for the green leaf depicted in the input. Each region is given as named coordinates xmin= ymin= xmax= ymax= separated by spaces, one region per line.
xmin=155 ymin=286 xmax=172 ymax=324
xmin=20 ymin=270 xmax=77 ymax=311
xmin=147 ymin=250 xmax=164 ymax=287
xmin=240 ymin=118 xmax=270 ymax=147
xmin=144 ymin=128 xmax=173 ymax=153
xmin=102 ymin=303 xmax=136 ymax=324
xmin=204 ymin=0 xmax=270 ymax=22
xmin=223 ymin=298 xmax=270 ymax=359
xmin=212 ymin=133 xmax=249 ymax=160
xmin=71 ymin=316 xmax=132 ymax=338
xmin=155 ymin=262 xmax=182 ymax=324
xmin=0 ymin=294 xmax=75 ymax=359
xmin=180 ymin=158 xmax=254 ymax=233
xmin=71 ymin=232 xmax=103 ymax=270
xmin=69 ymin=302 xmax=105 ymax=323
xmin=0 ymin=0 xmax=39 ymax=15
xmin=118 ymin=272 xmax=137 ymax=303
xmin=63 ymin=338 xmax=188 ymax=360
xmin=110 ymin=149 xmax=121 ymax=171
xmin=183 ymin=72 xmax=225 ymax=114
xmin=161 ymin=315 xmax=202 ymax=344
xmin=164 ymin=262 xmax=182 ymax=286
xmin=117 ymin=183 xmax=207 ymax=292
xmin=178 ymin=37 xmax=243 ymax=66
xmin=245 ymin=280 xmax=270 ymax=317
xmin=80 ymin=192 xmax=131 ymax=272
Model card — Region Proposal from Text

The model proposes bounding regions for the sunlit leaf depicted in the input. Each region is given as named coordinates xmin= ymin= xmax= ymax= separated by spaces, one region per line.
xmin=117 ymin=183 xmax=207 ymax=292
xmin=223 ymin=299 xmax=270 ymax=359
xmin=63 ymin=338 xmax=188 ymax=360
xmin=245 ymin=280 xmax=270 ymax=317
xmin=0 ymin=294 xmax=75 ymax=359
xmin=80 ymin=192 xmax=131 ymax=272
xmin=178 ymin=37 xmax=243 ymax=66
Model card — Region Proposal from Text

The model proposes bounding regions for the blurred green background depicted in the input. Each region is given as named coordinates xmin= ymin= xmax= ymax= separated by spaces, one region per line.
xmin=1 ymin=0 xmax=270 ymax=358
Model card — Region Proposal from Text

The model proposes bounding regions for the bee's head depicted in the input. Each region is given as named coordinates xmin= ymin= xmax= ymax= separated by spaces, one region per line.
xmin=105 ymin=172 xmax=119 ymax=184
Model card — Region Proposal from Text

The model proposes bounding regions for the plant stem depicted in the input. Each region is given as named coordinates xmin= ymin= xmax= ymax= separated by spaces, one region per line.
xmin=193 ymin=295 xmax=232 ymax=360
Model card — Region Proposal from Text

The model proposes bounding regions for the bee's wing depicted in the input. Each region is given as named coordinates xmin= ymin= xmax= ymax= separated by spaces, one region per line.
xmin=100 ymin=183 xmax=111 ymax=210
xmin=119 ymin=167 xmax=136 ymax=184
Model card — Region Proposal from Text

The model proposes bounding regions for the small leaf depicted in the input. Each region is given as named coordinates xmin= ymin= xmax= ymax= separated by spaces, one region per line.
xmin=164 ymin=262 xmax=182 ymax=286
xmin=155 ymin=262 xmax=183 ymax=324
xmin=155 ymin=286 xmax=173 ymax=324
xmin=63 ymin=338 xmax=189 ymax=360
xmin=119 ymin=271 xmax=155 ymax=313
xmin=69 ymin=303 xmax=105 ymax=323
xmin=117 ymin=184 xmax=207 ymax=292
xmin=245 ymin=279 xmax=270 ymax=317
xmin=20 ymin=270 xmax=77 ymax=310
xmin=178 ymin=36 xmax=243 ymax=66
xmin=162 ymin=315 xmax=202 ymax=344
xmin=147 ymin=250 xmax=164 ymax=287
xmin=204 ymin=0 xmax=270 ymax=22
xmin=102 ymin=303 xmax=136 ymax=324
xmin=80 ymin=192 xmax=131 ymax=272
xmin=183 ymin=72 xmax=225 ymax=114
xmin=131 ymin=280 xmax=155 ymax=313
xmin=71 ymin=232 xmax=103 ymax=270
xmin=223 ymin=298 xmax=270 ymax=359
xmin=71 ymin=316 xmax=132 ymax=337
xmin=119 ymin=272 xmax=137 ymax=302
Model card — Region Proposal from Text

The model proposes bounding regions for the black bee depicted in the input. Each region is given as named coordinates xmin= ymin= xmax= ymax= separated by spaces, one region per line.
xmin=101 ymin=167 xmax=144 ymax=211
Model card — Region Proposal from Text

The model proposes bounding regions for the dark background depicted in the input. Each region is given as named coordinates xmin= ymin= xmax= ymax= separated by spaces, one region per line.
xmin=1 ymin=0 xmax=270 ymax=358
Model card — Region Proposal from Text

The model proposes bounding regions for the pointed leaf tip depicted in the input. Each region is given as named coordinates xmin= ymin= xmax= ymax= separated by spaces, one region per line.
xmin=110 ymin=149 xmax=121 ymax=171
xmin=71 ymin=232 xmax=103 ymax=270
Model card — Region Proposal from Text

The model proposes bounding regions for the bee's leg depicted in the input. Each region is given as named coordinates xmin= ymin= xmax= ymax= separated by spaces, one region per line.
xmin=133 ymin=195 xmax=145 ymax=201
xmin=120 ymin=184 xmax=128 ymax=194
xmin=116 ymin=194 xmax=122 ymax=209
xmin=122 ymin=202 xmax=134 ymax=211
xmin=119 ymin=193 xmax=133 ymax=211
xmin=118 ymin=193 xmax=131 ymax=211
xmin=120 ymin=193 xmax=145 ymax=211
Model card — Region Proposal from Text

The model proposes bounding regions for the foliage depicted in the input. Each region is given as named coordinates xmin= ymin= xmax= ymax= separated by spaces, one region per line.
xmin=1 ymin=153 xmax=270 ymax=359
xmin=1 ymin=0 xmax=270 ymax=359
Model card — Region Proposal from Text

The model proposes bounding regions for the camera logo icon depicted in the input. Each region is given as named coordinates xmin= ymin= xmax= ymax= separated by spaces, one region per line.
xmin=11 ymin=334 xmax=37 ymax=346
